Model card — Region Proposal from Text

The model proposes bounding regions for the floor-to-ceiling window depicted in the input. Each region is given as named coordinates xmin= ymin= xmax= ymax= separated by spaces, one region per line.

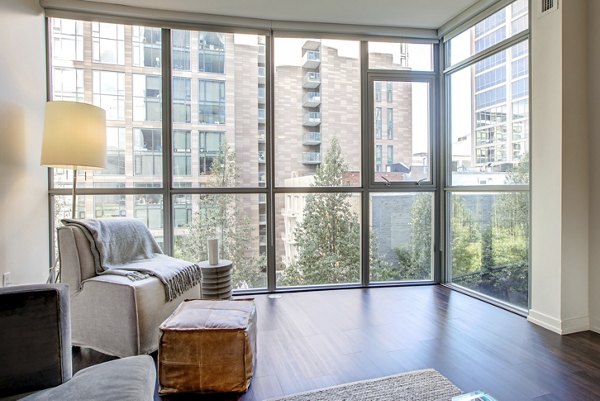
xmin=46 ymin=0 xmax=529 ymax=305
xmin=444 ymin=0 xmax=529 ymax=310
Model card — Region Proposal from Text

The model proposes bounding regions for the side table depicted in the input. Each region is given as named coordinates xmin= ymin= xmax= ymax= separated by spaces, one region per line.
xmin=199 ymin=259 xmax=233 ymax=300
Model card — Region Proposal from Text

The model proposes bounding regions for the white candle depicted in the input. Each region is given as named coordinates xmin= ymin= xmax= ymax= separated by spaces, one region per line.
xmin=207 ymin=238 xmax=218 ymax=265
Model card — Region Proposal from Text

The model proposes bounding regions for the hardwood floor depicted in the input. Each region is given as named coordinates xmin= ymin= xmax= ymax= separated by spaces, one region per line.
xmin=74 ymin=286 xmax=600 ymax=400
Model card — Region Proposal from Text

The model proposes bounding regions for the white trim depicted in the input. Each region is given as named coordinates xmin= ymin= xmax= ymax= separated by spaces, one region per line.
xmin=528 ymin=309 xmax=590 ymax=334
xmin=560 ymin=316 xmax=590 ymax=334
xmin=589 ymin=317 xmax=600 ymax=334
xmin=528 ymin=309 xmax=562 ymax=333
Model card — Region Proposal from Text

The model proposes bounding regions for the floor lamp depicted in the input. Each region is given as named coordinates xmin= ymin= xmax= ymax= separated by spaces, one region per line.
xmin=41 ymin=101 xmax=107 ymax=219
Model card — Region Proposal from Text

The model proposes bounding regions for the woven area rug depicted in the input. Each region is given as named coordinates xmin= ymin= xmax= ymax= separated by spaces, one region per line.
xmin=270 ymin=369 xmax=462 ymax=401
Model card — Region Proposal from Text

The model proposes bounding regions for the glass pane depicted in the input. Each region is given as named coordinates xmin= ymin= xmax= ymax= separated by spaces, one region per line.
xmin=448 ymin=192 xmax=529 ymax=309
xmin=368 ymin=42 xmax=433 ymax=71
xmin=449 ymin=41 xmax=529 ymax=186
xmin=447 ymin=0 xmax=528 ymax=67
xmin=373 ymin=81 xmax=430 ymax=183
xmin=49 ymin=19 xmax=162 ymax=189
xmin=52 ymin=194 xmax=165 ymax=250
xmin=174 ymin=193 xmax=267 ymax=290
xmin=370 ymin=193 xmax=434 ymax=282
xmin=276 ymin=192 xmax=361 ymax=287
xmin=172 ymin=31 xmax=265 ymax=188
xmin=274 ymin=38 xmax=361 ymax=187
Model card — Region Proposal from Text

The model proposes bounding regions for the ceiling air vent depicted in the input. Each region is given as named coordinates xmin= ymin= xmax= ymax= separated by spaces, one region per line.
xmin=541 ymin=0 xmax=558 ymax=15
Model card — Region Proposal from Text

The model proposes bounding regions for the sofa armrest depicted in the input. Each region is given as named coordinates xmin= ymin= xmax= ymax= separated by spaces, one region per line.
xmin=0 ymin=284 xmax=72 ymax=398
xmin=20 ymin=355 xmax=156 ymax=401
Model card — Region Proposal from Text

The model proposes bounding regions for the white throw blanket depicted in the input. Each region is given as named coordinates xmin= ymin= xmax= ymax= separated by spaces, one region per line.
xmin=62 ymin=218 xmax=201 ymax=301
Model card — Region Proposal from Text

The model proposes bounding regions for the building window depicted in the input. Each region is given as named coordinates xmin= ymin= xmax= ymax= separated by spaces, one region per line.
xmin=199 ymin=80 xmax=225 ymax=124
xmin=173 ymin=194 xmax=192 ymax=227
xmin=51 ymin=19 xmax=83 ymax=61
xmin=172 ymin=30 xmax=191 ymax=71
xmin=173 ymin=77 xmax=191 ymax=123
xmin=199 ymin=131 xmax=224 ymax=174
xmin=387 ymin=145 xmax=393 ymax=168
xmin=134 ymin=128 xmax=162 ymax=176
xmin=52 ymin=67 xmax=84 ymax=101
xmin=173 ymin=130 xmax=191 ymax=176
xmin=92 ymin=70 xmax=125 ymax=120
xmin=198 ymin=32 xmax=225 ymax=73
xmin=97 ymin=127 xmax=126 ymax=175
xmin=133 ymin=74 xmax=162 ymax=122
xmin=375 ymin=145 xmax=382 ymax=172
xmin=387 ymin=108 xmax=393 ymax=139
xmin=134 ymin=184 xmax=163 ymax=230
xmin=375 ymin=81 xmax=382 ymax=102
xmin=375 ymin=107 xmax=382 ymax=139
xmin=387 ymin=81 xmax=393 ymax=102
xmin=132 ymin=26 xmax=161 ymax=68
xmin=92 ymin=22 xmax=124 ymax=65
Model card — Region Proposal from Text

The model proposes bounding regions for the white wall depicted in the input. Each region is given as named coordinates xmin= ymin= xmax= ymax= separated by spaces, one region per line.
xmin=588 ymin=0 xmax=600 ymax=333
xmin=0 ymin=0 xmax=49 ymax=285
xmin=529 ymin=0 xmax=590 ymax=334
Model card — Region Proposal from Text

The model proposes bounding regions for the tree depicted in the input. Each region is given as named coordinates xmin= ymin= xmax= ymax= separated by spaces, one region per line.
xmin=280 ymin=138 xmax=361 ymax=286
xmin=390 ymin=193 xmax=433 ymax=280
xmin=175 ymin=143 xmax=266 ymax=289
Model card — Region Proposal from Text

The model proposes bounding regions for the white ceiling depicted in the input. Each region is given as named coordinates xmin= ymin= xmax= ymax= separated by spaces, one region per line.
xmin=84 ymin=0 xmax=482 ymax=29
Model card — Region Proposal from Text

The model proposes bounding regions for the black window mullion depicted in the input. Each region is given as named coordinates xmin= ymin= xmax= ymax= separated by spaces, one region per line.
xmin=161 ymin=28 xmax=173 ymax=255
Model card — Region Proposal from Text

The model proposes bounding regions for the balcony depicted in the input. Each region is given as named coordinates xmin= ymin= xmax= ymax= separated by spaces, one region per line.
xmin=303 ymin=92 xmax=321 ymax=107
xmin=303 ymin=111 xmax=321 ymax=127
xmin=302 ymin=40 xmax=321 ymax=51
xmin=303 ymin=131 xmax=321 ymax=145
xmin=302 ymin=51 xmax=320 ymax=69
xmin=258 ymin=66 xmax=266 ymax=85
xmin=302 ymin=72 xmax=321 ymax=89
xmin=303 ymin=151 xmax=321 ymax=164
xmin=258 ymin=108 xmax=266 ymax=123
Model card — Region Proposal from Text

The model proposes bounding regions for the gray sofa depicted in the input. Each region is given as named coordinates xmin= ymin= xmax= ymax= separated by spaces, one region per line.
xmin=58 ymin=223 xmax=201 ymax=358
xmin=0 ymin=284 xmax=156 ymax=401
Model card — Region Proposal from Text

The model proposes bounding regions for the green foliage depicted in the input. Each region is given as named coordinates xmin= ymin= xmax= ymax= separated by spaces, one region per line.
xmin=176 ymin=143 xmax=266 ymax=289
xmin=280 ymin=138 xmax=361 ymax=286
xmin=369 ymin=231 xmax=399 ymax=282
xmin=386 ymin=193 xmax=433 ymax=281
xmin=449 ymin=177 xmax=529 ymax=307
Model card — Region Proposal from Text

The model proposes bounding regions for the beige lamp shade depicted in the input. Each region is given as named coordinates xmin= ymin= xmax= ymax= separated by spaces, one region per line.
xmin=41 ymin=101 xmax=107 ymax=170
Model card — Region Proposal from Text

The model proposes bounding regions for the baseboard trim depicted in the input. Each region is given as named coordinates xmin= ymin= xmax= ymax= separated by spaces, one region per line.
xmin=590 ymin=317 xmax=600 ymax=334
xmin=528 ymin=309 xmax=562 ymax=334
xmin=528 ymin=309 xmax=590 ymax=334
xmin=561 ymin=316 xmax=590 ymax=334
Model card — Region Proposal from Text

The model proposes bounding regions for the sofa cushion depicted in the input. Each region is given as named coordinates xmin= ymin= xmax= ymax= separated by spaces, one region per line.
xmin=21 ymin=355 xmax=156 ymax=401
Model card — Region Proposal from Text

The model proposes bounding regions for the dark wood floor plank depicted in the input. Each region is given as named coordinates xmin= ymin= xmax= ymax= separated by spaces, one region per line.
xmin=75 ymin=285 xmax=600 ymax=400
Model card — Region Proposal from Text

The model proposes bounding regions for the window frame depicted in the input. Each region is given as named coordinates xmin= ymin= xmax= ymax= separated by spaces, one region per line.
xmin=442 ymin=0 xmax=530 ymax=313
xmin=47 ymin=15 xmax=446 ymax=295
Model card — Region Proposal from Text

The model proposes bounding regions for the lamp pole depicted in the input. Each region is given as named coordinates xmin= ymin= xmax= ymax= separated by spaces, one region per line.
xmin=72 ymin=168 xmax=77 ymax=219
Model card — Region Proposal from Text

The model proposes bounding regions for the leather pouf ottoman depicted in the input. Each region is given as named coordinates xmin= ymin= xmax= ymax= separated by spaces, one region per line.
xmin=158 ymin=299 xmax=257 ymax=395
